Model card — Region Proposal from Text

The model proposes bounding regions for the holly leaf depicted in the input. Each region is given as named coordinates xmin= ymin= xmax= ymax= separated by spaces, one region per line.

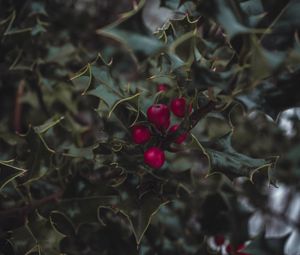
xmin=98 ymin=28 xmax=164 ymax=56
xmin=237 ymin=69 xmax=300 ymax=120
xmin=243 ymin=231 xmax=290 ymax=255
xmin=46 ymin=43 xmax=77 ymax=66
xmin=57 ymin=195 xmax=119 ymax=228
xmin=96 ymin=0 xmax=165 ymax=60
xmin=196 ymin=0 xmax=249 ymax=38
xmin=194 ymin=132 xmax=275 ymax=181
xmin=0 ymin=238 xmax=14 ymax=255
xmin=12 ymin=212 xmax=64 ymax=255
xmin=87 ymin=86 xmax=120 ymax=110
xmin=62 ymin=144 xmax=98 ymax=160
xmin=0 ymin=160 xmax=26 ymax=191
xmin=50 ymin=211 xmax=76 ymax=237
xmin=21 ymin=116 xmax=63 ymax=183
xmin=71 ymin=57 xmax=140 ymax=119
xmin=116 ymin=190 xmax=169 ymax=244
xmin=249 ymin=37 xmax=286 ymax=81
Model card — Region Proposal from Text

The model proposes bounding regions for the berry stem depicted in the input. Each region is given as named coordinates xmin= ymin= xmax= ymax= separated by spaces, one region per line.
xmin=188 ymin=100 xmax=216 ymax=130
xmin=163 ymin=100 xmax=216 ymax=150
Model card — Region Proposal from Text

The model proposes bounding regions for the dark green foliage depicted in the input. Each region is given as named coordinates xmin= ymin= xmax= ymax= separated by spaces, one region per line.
xmin=1 ymin=0 xmax=300 ymax=254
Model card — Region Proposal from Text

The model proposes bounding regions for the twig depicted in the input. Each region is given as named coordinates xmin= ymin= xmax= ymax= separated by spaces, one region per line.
xmin=189 ymin=100 xmax=216 ymax=130
xmin=0 ymin=190 xmax=62 ymax=221
xmin=163 ymin=101 xmax=216 ymax=149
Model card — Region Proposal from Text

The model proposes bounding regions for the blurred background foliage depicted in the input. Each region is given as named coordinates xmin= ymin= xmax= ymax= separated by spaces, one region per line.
xmin=0 ymin=0 xmax=300 ymax=254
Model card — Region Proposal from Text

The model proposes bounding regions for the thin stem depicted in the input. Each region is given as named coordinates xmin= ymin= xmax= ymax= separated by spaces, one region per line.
xmin=0 ymin=190 xmax=62 ymax=220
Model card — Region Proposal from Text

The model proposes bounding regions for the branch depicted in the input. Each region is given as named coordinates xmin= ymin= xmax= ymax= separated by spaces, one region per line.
xmin=188 ymin=100 xmax=216 ymax=131
xmin=0 ymin=190 xmax=62 ymax=221
xmin=162 ymin=100 xmax=216 ymax=150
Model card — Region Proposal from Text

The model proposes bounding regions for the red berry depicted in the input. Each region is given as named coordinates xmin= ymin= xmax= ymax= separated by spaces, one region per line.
xmin=147 ymin=104 xmax=170 ymax=130
xmin=144 ymin=147 xmax=165 ymax=169
xmin=170 ymin=97 xmax=187 ymax=118
xmin=214 ymin=235 xmax=225 ymax=246
xmin=226 ymin=244 xmax=232 ymax=254
xmin=169 ymin=124 xmax=188 ymax=144
xmin=157 ymin=83 xmax=168 ymax=92
xmin=226 ymin=243 xmax=250 ymax=255
xmin=237 ymin=244 xmax=250 ymax=255
xmin=132 ymin=125 xmax=151 ymax=144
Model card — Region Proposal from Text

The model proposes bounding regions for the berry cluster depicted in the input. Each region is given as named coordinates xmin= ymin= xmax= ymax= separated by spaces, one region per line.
xmin=225 ymin=243 xmax=250 ymax=255
xmin=131 ymin=84 xmax=191 ymax=169
xmin=213 ymin=235 xmax=251 ymax=255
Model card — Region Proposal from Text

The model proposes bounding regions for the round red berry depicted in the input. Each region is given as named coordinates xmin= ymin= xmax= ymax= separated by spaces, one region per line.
xmin=169 ymin=124 xmax=188 ymax=144
xmin=157 ymin=83 xmax=168 ymax=92
xmin=144 ymin=147 xmax=165 ymax=169
xmin=147 ymin=104 xmax=170 ymax=130
xmin=226 ymin=243 xmax=250 ymax=255
xmin=170 ymin=97 xmax=187 ymax=118
xmin=131 ymin=125 xmax=151 ymax=144
xmin=226 ymin=244 xmax=232 ymax=254
xmin=237 ymin=244 xmax=250 ymax=255
xmin=213 ymin=235 xmax=225 ymax=246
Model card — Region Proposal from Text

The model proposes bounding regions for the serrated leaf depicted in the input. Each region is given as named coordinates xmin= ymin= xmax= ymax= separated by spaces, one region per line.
xmin=57 ymin=195 xmax=119 ymax=227
xmin=50 ymin=211 xmax=76 ymax=237
xmin=62 ymin=144 xmax=98 ymax=160
xmin=30 ymin=2 xmax=48 ymax=16
xmin=193 ymin=132 xmax=275 ymax=180
xmin=31 ymin=23 xmax=46 ymax=36
xmin=0 ymin=238 xmax=14 ymax=255
xmin=108 ymin=92 xmax=141 ymax=118
xmin=21 ymin=123 xmax=57 ymax=183
xmin=33 ymin=115 xmax=64 ymax=134
xmin=98 ymin=28 xmax=164 ymax=56
xmin=12 ymin=212 xmax=64 ymax=255
xmin=96 ymin=0 xmax=164 ymax=58
xmin=209 ymin=0 xmax=249 ymax=38
xmin=87 ymin=86 xmax=120 ymax=110
xmin=237 ymin=70 xmax=300 ymax=120
xmin=0 ymin=160 xmax=26 ymax=191
xmin=249 ymin=37 xmax=286 ymax=81
xmin=243 ymin=232 xmax=290 ymax=255
xmin=116 ymin=190 xmax=169 ymax=244
xmin=46 ymin=44 xmax=76 ymax=65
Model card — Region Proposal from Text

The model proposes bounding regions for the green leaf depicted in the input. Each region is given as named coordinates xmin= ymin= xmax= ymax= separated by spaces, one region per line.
xmin=108 ymin=92 xmax=141 ymax=119
xmin=116 ymin=190 xmax=169 ymax=244
xmin=0 ymin=238 xmax=14 ymax=255
xmin=62 ymin=144 xmax=98 ymax=160
xmin=33 ymin=115 xmax=64 ymax=134
xmin=12 ymin=212 xmax=64 ymax=255
xmin=50 ymin=211 xmax=76 ymax=237
xmin=98 ymin=28 xmax=164 ymax=56
xmin=210 ymin=0 xmax=249 ymax=38
xmin=193 ymin=132 xmax=275 ymax=181
xmin=57 ymin=195 xmax=118 ymax=227
xmin=249 ymin=37 xmax=286 ymax=81
xmin=31 ymin=23 xmax=47 ymax=36
xmin=243 ymin=232 xmax=290 ymax=255
xmin=0 ymin=160 xmax=26 ymax=191
xmin=30 ymin=2 xmax=48 ymax=16
xmin=20 ymin=117 xmax=62 ymax=183
xmin=87 ymin=86 xmax=120 ymax=109
xmin=46 ymin=44 xmax=76 ymax=65
xmin=96 ymin=0 xmax=164 ymax=58
xmin=237 ymin=69 xmax=300 ymax=120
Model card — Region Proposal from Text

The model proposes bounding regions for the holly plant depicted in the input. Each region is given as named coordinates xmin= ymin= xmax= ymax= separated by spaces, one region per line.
xmin=1 ymin=0 xmax=300 ymax=255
